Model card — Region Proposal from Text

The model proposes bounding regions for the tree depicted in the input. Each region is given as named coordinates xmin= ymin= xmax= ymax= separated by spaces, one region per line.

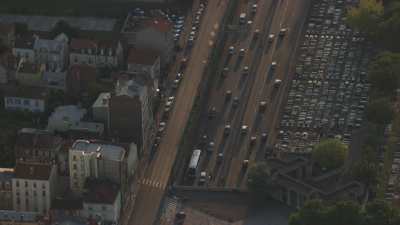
xmin=247 ymin=162 xmax=275 ymax=203
xmin=346 ymin=0 xmax=384 ymax=37
xmin=289 ymin=200 xmax=326 ymax=225
xmin=312 ymin=139 xmax=348 ymax=170
xmin=380 ymin=1 xmax=400 ymax=51
xmin=366 ymin=98 xmax=394 ymax=125
xmin=364 ymin=200 xmax=400 ymax=225
xmin=368 ymin=52 xmax=400 ymax=97
xmin=352 ymin=151 xmax=379 ymax=187
xmin=50 ymin=20 xmax=79 ymax=39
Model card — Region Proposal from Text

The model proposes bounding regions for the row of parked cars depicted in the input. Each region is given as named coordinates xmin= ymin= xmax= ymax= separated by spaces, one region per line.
xmin=275 ymin=0 xmax=372 ymax=153
xmin=151 ymin=1 xmax=208 ymax=155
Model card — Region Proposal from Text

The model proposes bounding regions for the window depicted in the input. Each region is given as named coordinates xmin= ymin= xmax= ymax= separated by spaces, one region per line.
xmin=24 ymin=181 xmax=28 ymax=187
xmin=16 ymin=181 xmax=19 ymax=187
xmin=33 ymin=182 xmax=36 ymax=188
xmin=15 ymin=99 xmax=21 ymax=105
xmin=23 ymin=99 xmax=30 ymax=106
xmin=42 ymin=190 xmax=46 ymax=197
xmin=16 ymin=192 xmax=20 ymax=196
xmin=33 ymin=191 xmax=37 ymax=197
xmin=25 ymin=191 xmax=28 ymax=196
xmin=88 ymin=206 xmax=93 ymax=211
xmin=74 ymin=57 xmax=78 ymax=63
xmin=16 ymin=197 xmax=20 ymax=204
xmin=6 ymin=98 xmax=13 ymax=104
xmin=72 ymin=155 xmax=77 ymax=161
xmin=25 ymin=198 xmax=29 ymax=206
xmin=42 ymin=183 xmax=46 ymax=189
xmin=102 ymin=206 xmax=107 ymax=211
xmin=72 ymin=164 xmax=77 ymax=170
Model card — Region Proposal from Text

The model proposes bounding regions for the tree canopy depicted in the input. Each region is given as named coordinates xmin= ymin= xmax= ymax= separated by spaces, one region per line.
xmin=289 ymin=200 xmax=400 ymax=225
xmin=347 ymin=0 xmax=384 ymax=37
xmin=247 ymin=162 xmax=275 ymax=203
xmin=368 ymin=52 xmax=400 ymax=96
xmin=366 ymin=97 xmax=394 ymax=125
xmin=312 ymin=139 xmax=348 ymax=170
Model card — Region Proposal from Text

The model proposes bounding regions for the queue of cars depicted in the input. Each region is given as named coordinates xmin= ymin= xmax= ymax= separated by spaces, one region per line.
xmin=275 ymin=0 xmax=372 ymax=153
xmin=151 ymin=0 xmax=208 ymax=154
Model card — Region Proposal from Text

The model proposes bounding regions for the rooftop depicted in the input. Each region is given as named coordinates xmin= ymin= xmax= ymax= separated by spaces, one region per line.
xmin=14 ymin=35 xmax=35 ymax=49
xmin=52 ymin=197 xmax=83 ymax=210
xmin=115 ymin=77 xmax=147 ymax=99
xmin=127 ymin=48 xmax=160 ymax=65
xmin=0 ymin=168 xmax=15 ymax=181
xmin=122 ymin=14 xmax=172 ymax=34
xmin=84 ymin=179 xmax=120 ymax=205
xmin=2 ymin=84 xmax=48 ymax=99
xmin=70 ymin=38 xmax=97 ymax=51
xmin=0 ymin=210 xmax=39 ymax=222
xmin=0 ymin=14 xmax=117 ymax=32
xmin=92 ymin=92 xmax=111 ymax=108
xmin=71 ymin=139 xmax=125 ymax=161
xmin=16 ymin=128 xmax=63 ymax=149
xmin=15 ymin=162 xmax=52 ymax=180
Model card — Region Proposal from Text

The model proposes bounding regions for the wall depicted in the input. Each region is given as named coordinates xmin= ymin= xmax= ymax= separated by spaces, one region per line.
xmin=12 ymin=179 xmax=51 ymax=214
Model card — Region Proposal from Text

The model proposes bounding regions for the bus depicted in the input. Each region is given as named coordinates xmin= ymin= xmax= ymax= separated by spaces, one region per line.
xmin=188 ymin=149 xmax=201 ymax=177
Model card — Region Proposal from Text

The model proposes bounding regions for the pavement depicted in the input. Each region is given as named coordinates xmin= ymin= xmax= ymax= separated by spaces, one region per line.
xmin=125 ymin=0 xmax=230 ymax=225
xmin=180 ymin=0 xmax=311 ymax=189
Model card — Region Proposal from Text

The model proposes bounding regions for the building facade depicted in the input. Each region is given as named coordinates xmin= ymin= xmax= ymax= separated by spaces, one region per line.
xmin=33 ymin=34 xmax=68 ymax=71
xmin=0 ymin=168 xmax=14 ymax=210
xmin=12 ymin=163 xmax=57 ymax=214
xmin=3 ymin=86 xmax=47 ymax=113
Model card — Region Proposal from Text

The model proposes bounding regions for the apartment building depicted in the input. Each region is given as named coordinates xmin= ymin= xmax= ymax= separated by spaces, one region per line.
xmin=0 ymin=168 xmax=14 ymax=210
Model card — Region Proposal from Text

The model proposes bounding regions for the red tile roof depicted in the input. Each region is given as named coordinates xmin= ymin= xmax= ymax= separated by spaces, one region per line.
xmin=15 ymin=162 xmax=52 ymax=180
xmin=127 ymin=48 xmax=159 ymax=65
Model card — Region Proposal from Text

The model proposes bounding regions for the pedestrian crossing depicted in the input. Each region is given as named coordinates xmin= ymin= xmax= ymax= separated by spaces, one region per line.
xmin=139 ymin=178 xmax=167 ymax=189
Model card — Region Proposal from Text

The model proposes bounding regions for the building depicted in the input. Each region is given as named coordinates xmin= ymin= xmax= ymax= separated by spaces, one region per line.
xmin=15 ymin=128 xmax=63 ymax=164
xmin=109 ymin=77 xmax=153 ymax=152
xmin=0 ymin=168 xmax=14 ymax=210
xmin=69 ymin=39 xmax=123 ymax=68
xmin=33 ymin=34 xmax=69 ymax=71
xmin=12 ymin=162 xmax=57 ymax=214
xmin=3 ymin=85 xmax=47 ymax=113
xmin=127 ymin=48 xmax=160 ymax=82
xmin=0 ymin=23 xmax=15 ymax=47
xmin=0 ymin=210 xmax=42 ymax=225
xmin=15 ymin=62 xmax=45 ymax=87
xmin=68 ymin=140 xmax=126 ymax=194
xmin=81 ymin=179 xmax=121 ymax=225
xmin=66 ymin=64 xmax=97 ymax=99
xmin=47 ymin=105 xmax=104 ymax=137
xmin=13 ymin=36 xmax=35 ymax=63
xmin=121 ymin=16 xmax=173 ymax=65
xmin=0 ymin=49 xmax=16 ymax=84
xmin=91 ymin=92 xmax=110 ymax=125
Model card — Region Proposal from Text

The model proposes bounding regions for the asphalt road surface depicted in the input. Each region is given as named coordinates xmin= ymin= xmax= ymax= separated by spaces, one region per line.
xmin=182 ymin=0 xmax=311 ymax=189
xmin=126 ymin=1 xmax=230 ymax=225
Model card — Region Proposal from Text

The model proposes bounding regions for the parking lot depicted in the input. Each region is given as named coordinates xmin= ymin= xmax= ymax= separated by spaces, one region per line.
xmin=276 ymin=0 xmax=373 ymax=153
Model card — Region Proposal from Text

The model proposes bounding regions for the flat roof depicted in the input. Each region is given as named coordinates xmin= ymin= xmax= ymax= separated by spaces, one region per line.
xmin=71 ymin=139 xmax=125 ymax=161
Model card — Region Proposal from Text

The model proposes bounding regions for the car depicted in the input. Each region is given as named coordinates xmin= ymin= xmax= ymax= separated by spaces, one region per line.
xmin=224 ymin=125 xmax=231 ymax=136
xmin=259 ymin=101 xmax=267 ymax=112
xmin=176 ymin=72 xmax=183 ymax=81
xmin=221 ymin=67 xmax=229 ymax=78
xmin=252 ymin=4 xmax=258 ymax=14
xmin=242 ymin=66 xmax=249 ymax=75
xmin=207 ymin=142 xmax=215 ymax=152
xmin=225 ymin=90 xmax=232 ymax=101
xmin=232 ymin=97 xmax=239 ymax=108
xmin=239 ymin=48 xmax=246 ymax=57
xmin=254 ymin=29 xmax=260 ymax=38
xmin=228 ymin=46 xmax=235 ymax=55
xmin=242 ymin=160 xmax=249 ymax=170
xmin=172 ymin=79 xmax=180 ymax=89
xmin=241 ymin=125 xmax=248 ymax=134
xmin=199 ymin=171 xmax=207 ymax=184
xmin=279 ymin=28 xmax=288 ymax=36
xmin=217 ymin=152 xmax=224 ymax=164
xmin=268 ymin=34 xmax=275 ymax=42
xmin=250 ymin=136 xmax=257 ymax=146
xmin=271 ymin=61 xmax=277 ymax=70
xmin=261 ymin=132 xmax=268 ymax=142
xmin=208 ymin=107 xmax=217 ymax=119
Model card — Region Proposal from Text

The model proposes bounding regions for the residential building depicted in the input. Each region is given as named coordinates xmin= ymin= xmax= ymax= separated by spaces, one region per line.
xmin=3 ymin=85 xmax=47 ymax=113
xmin=109 ymin=77 xmax=153 ymax=153
xmin=127 ymin=48 xmax=160 ymax=83
xmin=0 ymin=210 xmax=42 ymax=225
xmin=0 ymin=49 xmax=17 ymax=84
xmin=0 ymin=23 xmax=15 ymax=47
xmin=0 ymin=168 xmax=14 ymax=210
xmin=12 ymin=162 xmax=57 ymax=214
xmin=121 ymin=16 xmax=173 ymax=65
xmin=33 ymin=34 xmax=68 ymax=71
xmin=47 ymin=105 xmax=104 ymax=137
xmin=81 ymin=179 xmax=121 ymax=225
xmin=15 ymin=62 xmax=45 ymax=87
xmin=66 ymin=64 xmax=97 ymax=98
xmin=50 ymin=196 xmax=83 ymax=218
xmin=13 ymin=36 xmax=35 ymax=63
xmin=68 ymin=140 xmax=125 ymax=194
xmin=69 ymin=39 xmax=123 ymax=68
xmin=15 ymin=128 xmax=63 ymax=163
xmin=91 ymin=92 xmax=110 ymax=125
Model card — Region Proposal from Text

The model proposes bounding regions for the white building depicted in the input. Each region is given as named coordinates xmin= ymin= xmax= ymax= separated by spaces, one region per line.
xmin=92 ymin=92 xmax=110 ymax=126
xmin=3 ymin=86 xmax=47 ymax=113
xmin=68 ymin=140 xmax=126 ymax=194
xmin=81 ymin=179 xmax=121 ymax=224
xmin=33 ymin=34 xmax=69 ymax=71
xmin=12 ymin=163 xmax=57 ymax=214
xmin=69 ymin=39 xmax=123 ymax=68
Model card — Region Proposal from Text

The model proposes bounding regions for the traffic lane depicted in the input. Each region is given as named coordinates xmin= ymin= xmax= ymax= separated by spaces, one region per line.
xmin=239 ymin=0 xmax=312 ymax=188
xmin=223 ymin=0 xmax=284 ymax=187
xmin=128 ymin=0 xmax=228 ymax=224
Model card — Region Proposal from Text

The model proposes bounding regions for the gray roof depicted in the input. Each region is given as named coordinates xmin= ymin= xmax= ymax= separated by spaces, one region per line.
xmin=92 ymin=92 xmax=111 ymax=108
xmin=71 ymin=139 xmax=125 ymax=161
xmin=115 ymin=79 xmax=147 ymax=99
xmin=0 ymin=210 xmax=39 ymax=222
xmin=0 ymin=14 xmax=116 ymax=32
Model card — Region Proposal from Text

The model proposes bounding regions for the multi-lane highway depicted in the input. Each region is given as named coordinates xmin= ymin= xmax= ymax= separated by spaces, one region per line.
xmin=181 ymin=0 xmax=311 ymax=189
xmin=126 ymin=0 xmax=230 ymax=225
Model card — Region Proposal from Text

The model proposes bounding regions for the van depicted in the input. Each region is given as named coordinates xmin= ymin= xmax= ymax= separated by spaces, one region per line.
xmin=239 ymin=13 xmax=246 ymax=24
